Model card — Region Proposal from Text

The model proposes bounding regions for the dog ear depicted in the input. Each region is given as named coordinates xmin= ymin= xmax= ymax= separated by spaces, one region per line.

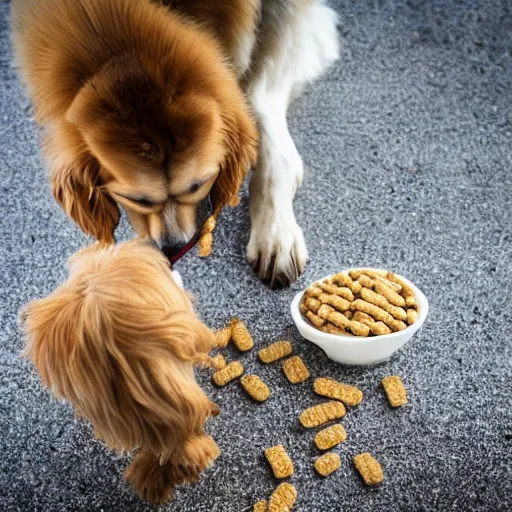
xmin=211 ymin=104 xmax=258 ymax=214
xmin=51 ymin=155 xmax=119 ymax=244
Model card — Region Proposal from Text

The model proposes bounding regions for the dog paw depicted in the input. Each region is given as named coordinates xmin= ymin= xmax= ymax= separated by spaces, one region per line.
xmin=177 ymin=435 xmax=220 ymax=482
xmin=247 ymin=211 xmax=308 ymax=289
xmin=125 ymin=453 xmax=175 ymax=505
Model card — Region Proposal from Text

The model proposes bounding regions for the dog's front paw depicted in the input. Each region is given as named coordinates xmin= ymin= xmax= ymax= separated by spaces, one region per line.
xmin=247 ymin=210 xmax=308 ymax=289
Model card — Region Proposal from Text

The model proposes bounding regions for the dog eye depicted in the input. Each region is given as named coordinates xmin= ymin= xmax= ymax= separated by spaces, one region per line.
xmin=189 ymin=182 xmax=202 ymax=193
xmin=138 ymin=142 xmax=158 ymax=159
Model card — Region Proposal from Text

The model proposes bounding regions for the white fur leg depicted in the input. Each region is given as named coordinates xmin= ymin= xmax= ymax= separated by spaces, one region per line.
xmin=247 ymin=1 xmax=339 ymax=287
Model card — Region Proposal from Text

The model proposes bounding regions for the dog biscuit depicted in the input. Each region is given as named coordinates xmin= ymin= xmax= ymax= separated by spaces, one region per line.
xmin=351 ymin=300 xmax=406 ymax=332
xmin=353 ymin=453 xmax=384 ymax=486
xmin=373 ymin=280 xmax=406 ymax=307
xmin=259 ymin=341 xmax=293 ymax=363
xmin=319 ymin=323 xmax=345 ymax=335
xmin=304 ymin=297 xmax=322 ymax=313
xmin=314 ymin=452 xmax=341 ymax=477
xmin=265 ymin=445 xmax=294 ymax=478
xmin=299 ymin=401 xmax=346 ymax=428
xmin=314 ymin=377 xmax=363 ymax=407
xmin=305 ymin=285 xmax=323 ymax=298
xmin=268 ymin=483 xmax=297 ymax=512
xmin=212 ymin=361 xmax=244 ymax=386
xmin=318 ymin=281 xmax=354 ymax=301
xmin=254 ymin=500 xmax=267 ymax=512
xmin=305 ymin=310 xmax=325 ymax=328
xmin=352 ymin=311 xmax=375 ymax=327
xmin=314 ymin=424 xmax=347 ymax=450
xmin=214 ymin=326 xmax=232 ymax=349
xmin=406 ymin=308 xmax=418 ymax=324
xmin=356 ymin=274 xmax=374 ymax=289
xmin=282 ymin=356 xmax=310 ymax=384
xmin=360 ymin=288 xmax=407 ymax=321
xmin=212 ymin=354 xmax=226 ymax=370
xmin=240 ymin=375 xmax=271 ymax=402
xmin=406 ymin=296 xmax=418 ymax=308
xmin=382 ymin=375 xmax=407 ymax=407
xmin=332 ymin=272 xmax=362 ymax=294
xmin=349 ymin=269 xmax=386 ymax=280
xmin=370 ymin=321 xmax=392 ymax=335
xmin=317 ymin=305 xmax=370 ymax=337
xmin=230 ymin=319 xmax=254 ymax=351
xmin=386 ymin=272 xmax=416 ymax=302
xmin=318 ymin=292 xmax=351 ymax=312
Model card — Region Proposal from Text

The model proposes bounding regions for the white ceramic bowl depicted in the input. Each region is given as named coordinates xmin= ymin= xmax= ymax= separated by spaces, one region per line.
xmin=290 ymin=269 xmax=428 ymax=365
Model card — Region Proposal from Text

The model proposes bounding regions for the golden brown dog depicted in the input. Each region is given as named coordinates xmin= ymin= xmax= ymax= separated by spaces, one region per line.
xmin=11 ymin=0 xmax=258 ymax=249
xmin=20 ymin=239 xmax=222 ymax=504
xmin=12 ymin=0 xmax=339 ymax=287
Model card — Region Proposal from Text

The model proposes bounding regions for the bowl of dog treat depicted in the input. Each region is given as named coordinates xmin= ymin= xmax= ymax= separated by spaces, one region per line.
xmin=290 ymin=268 xmax=428 ymax=365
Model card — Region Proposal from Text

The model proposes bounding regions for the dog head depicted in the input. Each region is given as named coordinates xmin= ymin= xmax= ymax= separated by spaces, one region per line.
xmin=53 ymin=26 xmax=258 ymax=250
xmin=20 ymin=239 xmax=216 ymax=456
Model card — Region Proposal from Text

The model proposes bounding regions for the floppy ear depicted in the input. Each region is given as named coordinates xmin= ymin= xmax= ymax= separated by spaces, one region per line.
xmin=211 ymin=104 xmax=258 ymax=214
xmin=50 ymin=154 xmax=119 ymax=244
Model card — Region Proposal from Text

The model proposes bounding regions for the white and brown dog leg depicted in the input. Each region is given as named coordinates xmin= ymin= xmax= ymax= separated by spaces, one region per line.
xmin=246 ymin=0 xmax=339 ymax=288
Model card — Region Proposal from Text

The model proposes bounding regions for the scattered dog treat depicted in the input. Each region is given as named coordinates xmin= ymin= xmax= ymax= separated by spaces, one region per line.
xmin=382 ymin=375 xmax=408 ymax=407
xmin=198 ymin=216 xmax=216 ymax=257
xmin=269 ymin=483 xmax=297 ymax=512
xmin=299 ymin=401 xmax=346 ymax=428
xmin=265 ymin=445 xmax=294 ymax=479
xmin=253 ymin=500 xmax=267 ymax=512
xmin=314 ymin=452 xmax=341 ymax=477
xmin=353 ymin=453 xmax=384 ymax=486
xmin=231 ymin=318 xmax=254 ymax=351
xmin=259 ymin=341 xmax=293 ymax=363
xmin=313 ymin=378 xmax=363 ymax=407
xmin=314 ymin=424 xmax=347 ymax=450
xmin=282 ymin=356 xmax=310 ymax=384
xmin=240 ymin=375 xmax=271 ymax=402
xmin=212 ymin=361 xmax=244 ymax=386
xmin=212 ymin=354 xmax=226 ymax=370
xmin=301 ymin=270 xmax=419 ymax=336
xmin=214 ymin=326 xmax=232 ymax=349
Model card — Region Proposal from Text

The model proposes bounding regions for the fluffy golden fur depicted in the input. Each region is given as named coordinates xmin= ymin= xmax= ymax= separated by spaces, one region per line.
xmin=20 ymin=240 xmax=221 ymax=504
xmin=12 ymin=0 xmax=258 ymax=247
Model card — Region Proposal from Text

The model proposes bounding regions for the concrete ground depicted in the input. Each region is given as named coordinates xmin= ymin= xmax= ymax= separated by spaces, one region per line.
xmin=1 ymin=0 xmax=511 ymax=510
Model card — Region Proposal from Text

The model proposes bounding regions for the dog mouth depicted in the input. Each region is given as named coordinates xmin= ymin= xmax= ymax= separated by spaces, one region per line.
xmin=159 ymin=195 xmax=213 ymax=264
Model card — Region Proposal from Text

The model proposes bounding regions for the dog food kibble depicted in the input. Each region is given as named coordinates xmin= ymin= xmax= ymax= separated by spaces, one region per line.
xmin=382 ymin=375 xmax=408 ymax=407
xmin=212 ymin=361 xmax=244 ymax=386
xmin=301 ymin=269 xmax=419 ymax=336
xmin=313 ymin=378 xmax=363 ymax=407
xmin=282 ymin=356 xmax=310 ymax=384
xmin=269 ymin=483 xmax=297 ymax=512
xmin=212 ymin=354 xmax=226 ymax=370
xmin=314 ymin=452 xmax=341 ymax=477
xmin=240 ymin=375 xmax=271 ymax=402
xmin=353 ymin=453 xmax=384 ymax=486
xmin=265 ymin=445 xmax=294 ymax=479
xmin=214 ymin=326 xmax=232 ymax=349
xmin=259 ymin=341 xmax=293 ymax=363
xmin=230 ymin=319 xmax=254 ymax=351
xmin=314 ymin=424 xmax=347 ymax=450
xmin=253 ymin=500 xmax=267 ymax=512
xmin=406 ymin=308 xmax=418 ymax=325
xmin=299 ymin=401 xmax=346 ymax=428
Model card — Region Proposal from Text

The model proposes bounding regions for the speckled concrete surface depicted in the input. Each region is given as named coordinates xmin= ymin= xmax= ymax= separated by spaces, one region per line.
xmin=1 ymin=0 xmax=511 ymax=510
